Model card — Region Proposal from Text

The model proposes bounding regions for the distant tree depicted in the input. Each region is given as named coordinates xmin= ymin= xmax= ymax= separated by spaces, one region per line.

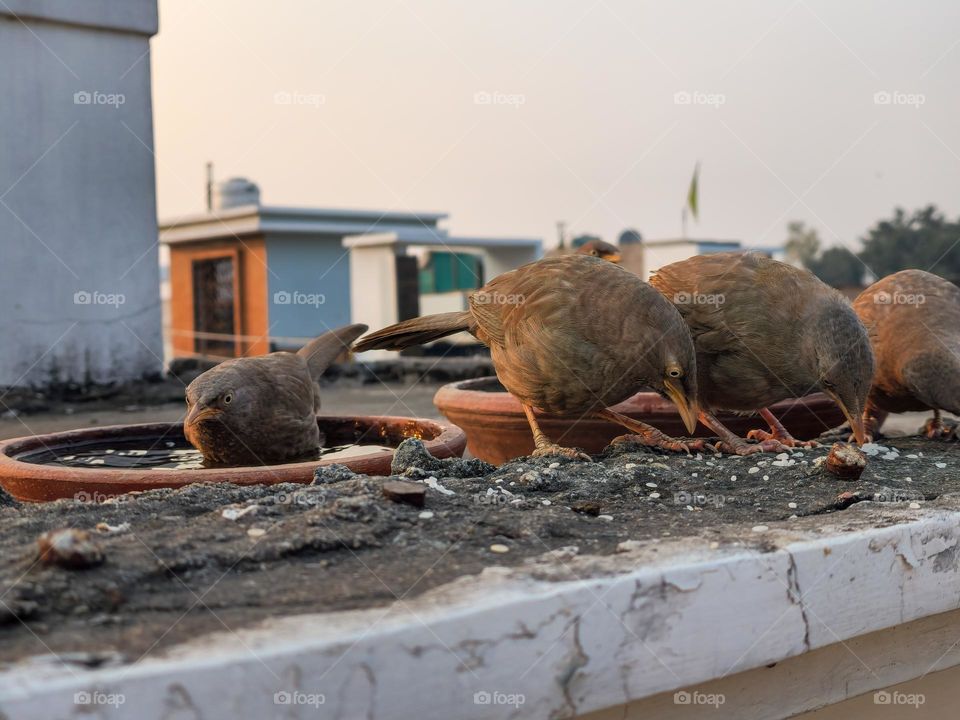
xmin=784 ymin=221 xmax=862 ymax=288
xmin=811 ymin=247 xmax=864 ymax=288
xmin=784 ymin=221 xmax=820 ymax=268
xmin=858 ymin=206 xmax=960 ymax=284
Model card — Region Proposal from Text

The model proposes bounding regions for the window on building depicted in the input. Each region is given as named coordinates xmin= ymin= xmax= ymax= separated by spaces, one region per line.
xmin=418 ymin=251 xmax=483 ymax=294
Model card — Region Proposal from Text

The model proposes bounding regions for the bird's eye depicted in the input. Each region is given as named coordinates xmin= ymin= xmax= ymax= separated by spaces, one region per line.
xmin=667 ymin=368 xmax=682 ymax=378
xmin=222 ymin=392 xmax=234 ymax=405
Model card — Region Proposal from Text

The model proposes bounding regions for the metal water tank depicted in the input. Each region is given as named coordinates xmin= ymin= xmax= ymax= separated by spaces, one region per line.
xmin=215 ymin=177 xmax=260 ymax=210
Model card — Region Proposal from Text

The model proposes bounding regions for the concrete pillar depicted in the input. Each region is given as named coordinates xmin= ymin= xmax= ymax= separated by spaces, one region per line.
xmin=0 ymin=0 xmax=162 ymax=386
xmin=345 ymin=234 xmax=401 ymax=360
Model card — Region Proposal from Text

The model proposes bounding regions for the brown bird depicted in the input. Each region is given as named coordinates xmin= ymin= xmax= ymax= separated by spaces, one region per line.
xmin=650 ymin=252 xmax=874 ymax=454
xmin=355 ymin=255 xmax=700 ymax=459
xmin=576 ymin=239 xmax=621 ymax=263
xmin=184 ymin=324 xmax=368 ymax=466
xmin=852 ymin=269 xmax=960 ymax=439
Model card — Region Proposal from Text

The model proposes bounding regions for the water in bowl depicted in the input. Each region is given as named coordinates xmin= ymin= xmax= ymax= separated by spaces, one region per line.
xmin=18 ymin=438 xmax=392 ymax=470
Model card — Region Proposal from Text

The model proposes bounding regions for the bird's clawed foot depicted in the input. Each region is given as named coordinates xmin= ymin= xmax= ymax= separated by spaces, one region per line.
xmin=712 ymin=437 xmax=789 ymax=456
xmin=745 ymin=428 xmax=818 ymax=448
xmin=747 ymin=408 xmax=819 ymax=448
xmin=531 ymin=443 xmax=592 ymax=462
xmin=611 ymin=433 xmax=704 ymax=454
xmin=923 ymin=415 xmax=957 ymax=441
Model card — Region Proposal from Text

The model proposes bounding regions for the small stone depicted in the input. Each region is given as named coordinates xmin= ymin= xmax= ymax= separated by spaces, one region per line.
xmin=247 ymin=528 xmax=266 ymax=538
xmin=824 ymin=442 xmax=867 ymax=480
xmin=381 ymin=480 xmax=426 ymax=508
xmin=762 ymin=475 xmax=769 ymax=481
xmin=691 ymin=472 xmax=698 ymax=478
xmin=549 ymin=462 xmax=561 ymax=469
xmin=418 ymin=510 xmax=434 ymax=520
xmin=222 ymin=505 xmax=258 ymax=521
xmin=709 ymin=541 xmax=720 ymax=549
xmin=748 ymin=467 xmax=759 ymax=474
xmin=775 ymin=453 xmax=790 ymax=461
xmin=95 ymin=522 xmax=130 ymax=534
xmin=541 ymin=499 xmax=551 ymax=506
xmin=752 ymin=525 xmax=769 ymax=532
xmin=423 ymin=476 xmax=455 ymax=496
xmin=936 ymin=462 xmax=947 ymax=469
xmin=730 ymin=475 xmax=737 ymax=481
xmin=835 ymin=491 xmax=860 ymax=509
xmin=649 ymin=492 xmax=661 ymax=499
xmin=391 ymin=438 xmax=494 ymax=477
xmin=597 ymin=514 xmax=614 ymax=521
xmin=311 ymin=464 xmax=356 ymax=485
xmin=0 ymin=486 xmax=19 ymax=508
xmin=571 ymin=500 xmax=601 ymax=516
xmin=624 ymin=463 xmax=636 ymax=469
xmin=787 ymin=502 xmax=798 ymax=509
xmin=490 ymin=543 xmax=509 ymax=553
xmin=909 ymin=502 xmax=921 ymax=509
xmin=37 ymin=529 xmax=103 ymax=569
xmin=645 ymin=482 xmax=657 ymax=488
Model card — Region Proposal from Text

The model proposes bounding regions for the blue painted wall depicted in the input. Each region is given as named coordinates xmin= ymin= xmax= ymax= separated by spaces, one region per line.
xmin=265 ymin=234 xmax=352 ymax=347
xmin=696 ymin=242 xmax=741 ymax=254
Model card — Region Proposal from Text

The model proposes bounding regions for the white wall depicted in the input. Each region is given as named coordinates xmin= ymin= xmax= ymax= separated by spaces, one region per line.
xmin=0 ymin=1 xmax=162 ymax=386
xmin=643 ymin=242 xmax=702 ymax=280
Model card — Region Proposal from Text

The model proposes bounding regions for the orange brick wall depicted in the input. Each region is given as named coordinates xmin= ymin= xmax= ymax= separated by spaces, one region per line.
xmin=168 ymin=237 xmax=269 ymax=358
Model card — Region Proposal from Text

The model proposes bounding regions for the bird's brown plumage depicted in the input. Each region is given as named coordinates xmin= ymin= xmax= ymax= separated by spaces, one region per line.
xmin=650 ymin=252 xmax=874 ymax=447
xmin=853 ymin=270 xmax=960 ymax=434
xmin=184 ymin=323 xmax=368 ymax=466
xmin=357 ymin=255 xmax=700 ymax=457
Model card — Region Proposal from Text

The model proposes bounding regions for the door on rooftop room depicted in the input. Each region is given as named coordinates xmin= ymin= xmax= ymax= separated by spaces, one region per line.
xmin=192 ymin=256 xmax=236 ymax=357
xmin=396 ymin=255 xmax=421 ymax=322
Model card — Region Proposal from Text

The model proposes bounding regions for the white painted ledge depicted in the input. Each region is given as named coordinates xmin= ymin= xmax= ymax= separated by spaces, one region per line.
xmin=3 ymin=498 xmax=960 ymax=719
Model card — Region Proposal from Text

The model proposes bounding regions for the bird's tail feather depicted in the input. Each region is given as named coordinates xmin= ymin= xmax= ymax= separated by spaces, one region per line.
xmin=354 ymin=311 xmax=473 ymax=352
xmin=298 ymin=323 xmax=369 ymax=379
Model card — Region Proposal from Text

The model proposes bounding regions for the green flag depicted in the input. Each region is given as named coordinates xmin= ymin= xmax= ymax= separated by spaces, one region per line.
xmin=687 ymin=162 xmax=700 ymax=222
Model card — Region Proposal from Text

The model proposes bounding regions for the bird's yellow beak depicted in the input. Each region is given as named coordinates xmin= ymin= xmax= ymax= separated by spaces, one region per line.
xmin=664 ymin=377 xmax=698 ymax=435
xmin=825 ymin=391 xmax=867 ymax=445
xmin=604 ymin=253 xmax=622 ymax=264
xmin=185 ymin=405 xmax=222 ymax=427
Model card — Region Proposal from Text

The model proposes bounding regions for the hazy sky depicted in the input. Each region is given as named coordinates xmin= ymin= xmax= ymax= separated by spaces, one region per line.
xmin=151 ymin=1 xmax=960 ymax=253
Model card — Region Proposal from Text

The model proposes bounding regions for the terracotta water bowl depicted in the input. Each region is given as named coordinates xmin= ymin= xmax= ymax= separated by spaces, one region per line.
xmin=434 ymin=377 xmax=846 ymax=465
xmin=0 ymin=415 xmax=466 ymax=503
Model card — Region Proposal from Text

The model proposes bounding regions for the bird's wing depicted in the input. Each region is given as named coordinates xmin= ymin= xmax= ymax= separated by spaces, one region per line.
xmin=468 ymin=256 xmax=582 ymax=349
xmin=854 ymin=269 xmax=960 ymax=401
xmin=651 ymin=252 xmax=818 ymax=351
xmin=298 ymin=324 xmax=368 ymax=380
xmin=249 ymin=353 xmax=318 ymax=410
xmin=651 ymin=252 xmax=828 ymax=407
xmin=470 ymin=255 xmax=690 ymax=412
